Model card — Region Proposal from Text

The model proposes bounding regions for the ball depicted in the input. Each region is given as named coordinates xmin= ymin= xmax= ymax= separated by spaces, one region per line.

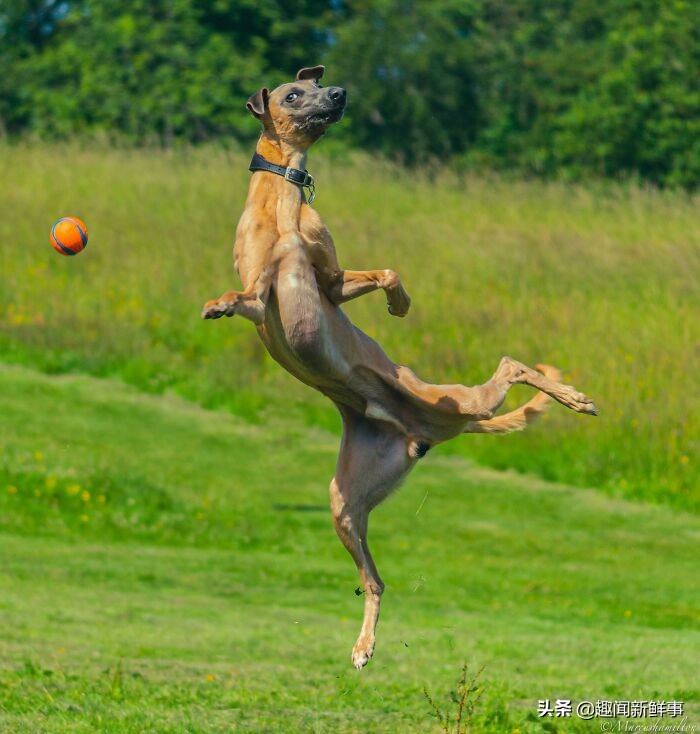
xmin=50 ymin=216 xmax=88 ymax=256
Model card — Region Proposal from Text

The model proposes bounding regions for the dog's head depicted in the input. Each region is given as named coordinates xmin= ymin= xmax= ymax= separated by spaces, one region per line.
xmin=247 ymin=66 xmax=346 ymax=149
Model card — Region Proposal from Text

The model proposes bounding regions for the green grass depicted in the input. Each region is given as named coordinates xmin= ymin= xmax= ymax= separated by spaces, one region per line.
xmin=0 ymin=143 xmax=698 ymax=510
xmin=0 ymin=363 xmax=698 ymax=732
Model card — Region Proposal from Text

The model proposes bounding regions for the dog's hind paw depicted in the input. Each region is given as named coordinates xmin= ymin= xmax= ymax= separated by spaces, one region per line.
xmin=553 ymin=384 xmax=598 ymax=415
xmin=351 ymin=634 xmax=376 ymax=670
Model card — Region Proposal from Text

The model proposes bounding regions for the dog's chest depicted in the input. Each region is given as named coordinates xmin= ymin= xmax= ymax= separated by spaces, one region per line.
xmin=299 ymin=206 xmax=332 ymax=256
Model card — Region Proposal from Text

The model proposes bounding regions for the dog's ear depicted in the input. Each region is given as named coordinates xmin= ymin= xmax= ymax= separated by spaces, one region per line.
xmin=295 ymin=65 xmax=325 ymax=82
xmin=246 ymin=87 xmax=269 ymax=119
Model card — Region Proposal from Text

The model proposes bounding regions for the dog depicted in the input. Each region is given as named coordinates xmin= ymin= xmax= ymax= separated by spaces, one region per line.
xmin=202 ymin=65 xmax=597 ymax=669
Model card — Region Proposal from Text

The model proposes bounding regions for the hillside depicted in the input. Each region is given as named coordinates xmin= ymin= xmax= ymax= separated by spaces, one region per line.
xmin=0 ymin=364 xmax=698 ymax=732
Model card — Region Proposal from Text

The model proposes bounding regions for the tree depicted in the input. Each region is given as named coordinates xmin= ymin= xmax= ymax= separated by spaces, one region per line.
xmin=1 ymin=0 xmax=697 ymax=186
xmin=327 ymin=0 xmax=480 ymax=163
xmin=552 ymin=0 xmax=700 ymax=186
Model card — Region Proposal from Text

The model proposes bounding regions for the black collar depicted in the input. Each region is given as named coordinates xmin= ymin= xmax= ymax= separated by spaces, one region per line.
xmin=249 ymin=151 xmax=316 ymax=204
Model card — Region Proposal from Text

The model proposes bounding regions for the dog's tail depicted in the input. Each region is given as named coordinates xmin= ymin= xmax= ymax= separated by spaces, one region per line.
xmin=463 ymin=364 xmax=560 ymax=434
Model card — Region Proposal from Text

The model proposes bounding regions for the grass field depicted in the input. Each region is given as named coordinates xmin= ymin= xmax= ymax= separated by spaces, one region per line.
xmin=1 ymin=363 xmax=698 ymax=733
xmin=0 ymin=143 xmax=698 ymax=510
xmin=0 ymin=143 xmax=698 ymax=732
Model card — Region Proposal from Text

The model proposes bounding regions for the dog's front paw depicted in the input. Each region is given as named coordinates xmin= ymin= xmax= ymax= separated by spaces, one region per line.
xmin=202 ymin=291 xmax=240 ymax=320
xmin=201 ymin=301 xmax=220 ymax=319
xmin=387 ymin=289 xmax=411 ymax=318
xmin=201 ymin=299 xmax=224 ymax=319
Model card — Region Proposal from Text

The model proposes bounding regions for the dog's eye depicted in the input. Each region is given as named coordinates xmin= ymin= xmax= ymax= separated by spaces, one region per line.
xmin=286 ymin=92 xmax=299 ymax=103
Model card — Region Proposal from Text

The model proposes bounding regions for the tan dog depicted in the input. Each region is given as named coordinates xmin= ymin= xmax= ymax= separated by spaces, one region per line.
xmin=202 ymin=65 xmax=596 ymax=669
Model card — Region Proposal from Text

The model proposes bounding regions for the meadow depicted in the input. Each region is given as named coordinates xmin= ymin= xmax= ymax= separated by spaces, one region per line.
xmin=0 ymin=363 xmax=698 ymax=732
xmin=0 ymin=144 xmax=698 ymax=732
xmin=0 ymin=143 xmax=697 ymax=511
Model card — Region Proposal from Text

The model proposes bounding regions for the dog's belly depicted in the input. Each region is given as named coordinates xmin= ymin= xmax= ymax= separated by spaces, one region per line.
xmin=250 ymin=238 xmax=369 ymax=401
xmin=253 ymin=249 xmax=472 ymax=439
xmin=258 ymin=294 xmax=469 ymax=442
xmin=258 ymin=285 xmax=364 ymax=409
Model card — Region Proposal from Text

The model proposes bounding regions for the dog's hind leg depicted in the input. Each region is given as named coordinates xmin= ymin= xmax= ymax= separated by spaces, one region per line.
xmin=488 ymin=357 xmax=598 ymax=415
xmin=329 ymin=408 xmax=416 ymax=669
xmin=392 ymin=356 xmax=596 ymax=428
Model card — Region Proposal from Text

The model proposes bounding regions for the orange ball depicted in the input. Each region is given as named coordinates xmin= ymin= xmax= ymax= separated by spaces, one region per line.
xmin=50 ymin=216 xmax=88 ymax=256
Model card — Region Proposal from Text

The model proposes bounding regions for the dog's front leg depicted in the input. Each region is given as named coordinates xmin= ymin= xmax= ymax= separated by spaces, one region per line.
xmin=201 ymin=273 xmax=271 ymax=325
xmin=323 ymin=269 xmax=411 ymax=317
xmin=303 ymin=210 xmax=411 ymax=316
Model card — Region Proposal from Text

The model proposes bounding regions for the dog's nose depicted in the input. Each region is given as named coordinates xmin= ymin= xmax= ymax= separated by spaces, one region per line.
xmin=328 ymin=87 xmax=346 ymax=104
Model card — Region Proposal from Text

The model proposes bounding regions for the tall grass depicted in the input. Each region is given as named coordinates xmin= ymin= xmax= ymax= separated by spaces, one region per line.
xmin=1 ymin=143 xmax=698 ymax=509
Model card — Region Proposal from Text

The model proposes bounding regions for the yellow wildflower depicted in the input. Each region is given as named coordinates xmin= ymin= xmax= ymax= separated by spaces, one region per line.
xmin=81 ymin=490 xmax=91 ymax=502
xmin=67 ymin=484 xmax=81 ymax=496
xmin=7 ymin=485 xmax=17 ymax=495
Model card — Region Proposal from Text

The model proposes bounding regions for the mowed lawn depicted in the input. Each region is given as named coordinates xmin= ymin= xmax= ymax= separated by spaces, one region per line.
xmin=0 ymin=364 xmax=698 ymax=733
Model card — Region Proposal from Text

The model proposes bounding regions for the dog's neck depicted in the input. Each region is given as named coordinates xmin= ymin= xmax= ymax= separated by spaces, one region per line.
xmin=256 ymin=134 xmax=308 ymax=172
xmin=248 ymin=134 xmax=309 ymax=235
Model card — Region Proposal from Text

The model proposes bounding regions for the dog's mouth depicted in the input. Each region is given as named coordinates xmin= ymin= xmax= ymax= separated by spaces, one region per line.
xmin=300 ymin=104 xmax=345 ymax=130
xmin=326 ymin=105 xmax=345 ymax=122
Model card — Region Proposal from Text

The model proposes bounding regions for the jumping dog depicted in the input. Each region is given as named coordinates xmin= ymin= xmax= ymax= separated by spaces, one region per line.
xmin=202 ymin=65 xmax=597 ymax=669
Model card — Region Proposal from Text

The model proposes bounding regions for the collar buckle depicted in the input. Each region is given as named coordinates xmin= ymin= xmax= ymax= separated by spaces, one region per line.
xmin=284 ymin=167 xmax=313 ymax=188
